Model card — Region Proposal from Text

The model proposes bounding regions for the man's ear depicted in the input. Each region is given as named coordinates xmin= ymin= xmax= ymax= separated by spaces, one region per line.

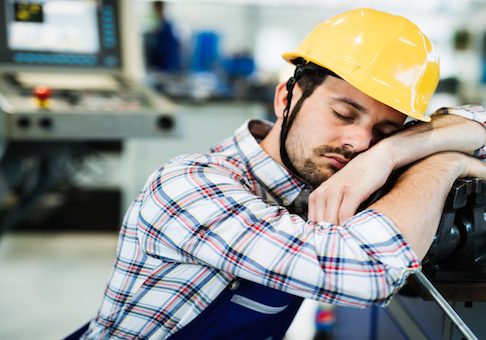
xmin=273 ymin=82 xmax=288 ymax=119
xmin=273 ymin=81 xmax=303 ymax=119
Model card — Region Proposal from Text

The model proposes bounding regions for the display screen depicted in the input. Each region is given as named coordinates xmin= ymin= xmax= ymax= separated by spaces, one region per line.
xmin=7 ymin=0 xmax=99 ymax=54
xmin=0 ymin=0 xmax=120 ymax=69
xmin=14 ymin=2 xmax=44 ymax=23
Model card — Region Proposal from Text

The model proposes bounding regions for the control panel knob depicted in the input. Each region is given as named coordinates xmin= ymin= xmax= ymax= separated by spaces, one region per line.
xmin=33 ymin=85 xmax=52 ymax=109
xmin=157 ymin=115 xmax=175 ymax=130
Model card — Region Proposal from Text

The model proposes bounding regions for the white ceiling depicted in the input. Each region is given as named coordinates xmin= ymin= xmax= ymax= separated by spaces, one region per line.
xmin=155 ymin=0 xmax=486 ymax=14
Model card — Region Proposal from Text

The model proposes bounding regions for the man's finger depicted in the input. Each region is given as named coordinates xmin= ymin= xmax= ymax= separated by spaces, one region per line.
xmin=323 ymin=193 xmax=344 ymax=225
xmin=307 ymin=192 xmax=316 ymax=222
xmin=338 ymin=195 xmax=360 ymax=225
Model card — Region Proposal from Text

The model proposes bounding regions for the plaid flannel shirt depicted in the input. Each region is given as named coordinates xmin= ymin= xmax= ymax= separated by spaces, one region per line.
xmin=84 ymin=106 xmax=485 ymax=339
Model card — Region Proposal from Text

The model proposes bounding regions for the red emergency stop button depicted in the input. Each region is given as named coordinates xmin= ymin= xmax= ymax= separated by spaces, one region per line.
xmin=33 ymin=85 xmax=52 ymax=109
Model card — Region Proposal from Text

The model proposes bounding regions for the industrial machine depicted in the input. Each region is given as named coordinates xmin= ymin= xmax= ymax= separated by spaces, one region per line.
xmin=0 ymin=0 xmax=177 ymax=140
xmin=0 ymin=0 xmax=178 ymax=234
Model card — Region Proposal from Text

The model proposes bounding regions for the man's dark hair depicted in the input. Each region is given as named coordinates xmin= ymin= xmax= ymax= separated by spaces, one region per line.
xmin=292 ymin=60 xmax=329 ymax=110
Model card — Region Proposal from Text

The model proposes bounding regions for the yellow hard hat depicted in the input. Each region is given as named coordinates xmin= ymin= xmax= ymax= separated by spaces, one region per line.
xmin=282 ymin=8 xmax=440 ymax=122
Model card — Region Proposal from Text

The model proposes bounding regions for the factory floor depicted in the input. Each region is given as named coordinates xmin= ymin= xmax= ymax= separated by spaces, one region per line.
xmin=0 ymin=232 xmax=317 ymax=340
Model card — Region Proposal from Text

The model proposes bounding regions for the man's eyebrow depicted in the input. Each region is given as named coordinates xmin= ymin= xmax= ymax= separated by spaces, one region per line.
xmin=332 ymin=96 xmax=368 ymax=113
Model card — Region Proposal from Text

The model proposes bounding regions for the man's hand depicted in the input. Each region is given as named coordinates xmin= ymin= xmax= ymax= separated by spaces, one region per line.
xmin=308 ymin=146 xmax=395 ymax=225
xmin=460 ymin=152 xmax=486 ymax=179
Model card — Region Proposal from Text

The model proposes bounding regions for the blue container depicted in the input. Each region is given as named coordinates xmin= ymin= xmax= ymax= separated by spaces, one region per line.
xmin=192 ymin=31 xmax=220 ymax=72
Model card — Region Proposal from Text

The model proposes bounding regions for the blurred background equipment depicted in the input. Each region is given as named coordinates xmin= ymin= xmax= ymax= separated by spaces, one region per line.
xmin=0 ymin=0 xmax=178 ymax=234
xmin=141 ymin=1 xmax=270 ymax=103
xmin=0 ymin=0 xmax=177 ymax=141
xmin=314 ymin=303 xmax=336 ymax=340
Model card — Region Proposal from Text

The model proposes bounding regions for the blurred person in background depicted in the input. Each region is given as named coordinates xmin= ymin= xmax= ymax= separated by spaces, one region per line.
xmin=144 ymin=1 xmax=182 ymax=72
xmin=70 ymin=8 xmax=486 ymax=339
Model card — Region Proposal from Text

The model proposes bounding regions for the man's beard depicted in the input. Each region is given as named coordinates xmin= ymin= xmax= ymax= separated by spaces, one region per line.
xmin=288 ymin=144 xmax=357 ymax=187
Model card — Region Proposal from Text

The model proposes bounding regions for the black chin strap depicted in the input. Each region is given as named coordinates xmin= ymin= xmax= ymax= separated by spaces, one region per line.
xmin=279 ymin=64 xmax=306 ymax=180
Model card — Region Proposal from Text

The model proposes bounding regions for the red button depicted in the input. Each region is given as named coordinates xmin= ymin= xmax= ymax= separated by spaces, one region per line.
xmin=33 ymin=85 xmax=52 ymax=100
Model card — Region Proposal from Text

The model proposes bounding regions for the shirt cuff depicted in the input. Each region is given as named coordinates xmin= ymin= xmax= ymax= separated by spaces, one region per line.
xmin=343 ymin=209 xmax=421 ymax=303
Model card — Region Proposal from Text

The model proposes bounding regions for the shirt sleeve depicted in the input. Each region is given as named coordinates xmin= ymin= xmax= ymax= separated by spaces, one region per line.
xmin=137 ymin=158 xmax=420 ymax=308
xmin=432 ymin=105 xmax=486 ymax=159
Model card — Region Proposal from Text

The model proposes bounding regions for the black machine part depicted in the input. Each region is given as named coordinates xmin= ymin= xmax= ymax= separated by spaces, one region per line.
xmin=422 ymin=178 xmax=486 ymax=280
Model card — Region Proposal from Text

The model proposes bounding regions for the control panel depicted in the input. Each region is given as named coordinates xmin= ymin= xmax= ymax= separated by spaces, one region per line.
xmin=0 ymin=71 xmax=177 ymax=140
xmin=0 ymin=0 xmax=178 ymax=141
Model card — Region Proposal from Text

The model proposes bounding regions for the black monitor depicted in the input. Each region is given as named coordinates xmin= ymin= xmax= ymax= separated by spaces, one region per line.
xmin=0 ymin=0 xmax=122 ymax=69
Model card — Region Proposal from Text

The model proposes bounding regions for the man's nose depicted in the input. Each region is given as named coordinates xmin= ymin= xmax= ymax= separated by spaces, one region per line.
xmin=341 ymin=127 xmax=373 ymax=153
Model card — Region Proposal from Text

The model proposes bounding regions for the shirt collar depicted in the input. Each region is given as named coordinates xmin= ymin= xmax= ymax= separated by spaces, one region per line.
xmin=233 ymin=120 xmax=305 ymax=206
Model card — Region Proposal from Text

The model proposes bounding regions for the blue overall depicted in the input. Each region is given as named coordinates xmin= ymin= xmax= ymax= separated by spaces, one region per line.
xmin=64 ymin=279 xmax=303 ymax=340
xmin=169 ymin=278 xmax=303 ymax=340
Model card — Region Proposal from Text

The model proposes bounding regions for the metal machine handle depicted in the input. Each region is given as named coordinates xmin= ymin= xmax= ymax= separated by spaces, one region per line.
xmin=413 ymin=271 xmax=478 ymax=340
